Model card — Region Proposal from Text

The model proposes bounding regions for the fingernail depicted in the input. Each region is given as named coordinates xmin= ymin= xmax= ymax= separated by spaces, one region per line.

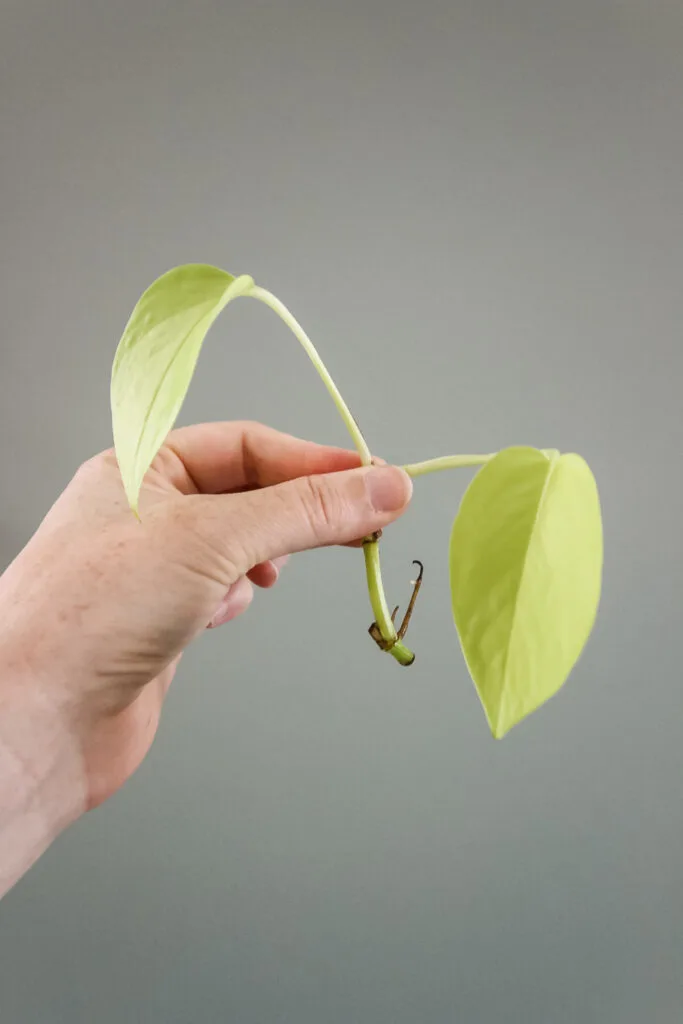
xmin=365 ymin=466 xmax=413 ymax=513
xmin=267 ymin=555 xmax=289 ymax=584
xmin=208 ymin=578 xmax=253 ymax=628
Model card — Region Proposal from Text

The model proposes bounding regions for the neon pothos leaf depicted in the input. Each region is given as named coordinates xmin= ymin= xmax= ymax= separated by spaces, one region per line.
xmin=111 ymin=264 xmax=253 ymax=512
xmin=449 ymin=447 xmax=602 ymax=739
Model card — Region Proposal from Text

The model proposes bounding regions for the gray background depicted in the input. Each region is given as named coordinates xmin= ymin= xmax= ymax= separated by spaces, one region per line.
xmin=1 ymin=1 xmax=682 ymax=1021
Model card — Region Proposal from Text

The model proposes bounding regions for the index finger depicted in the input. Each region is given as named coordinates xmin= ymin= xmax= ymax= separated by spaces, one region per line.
xmin=161 ymin=421 xmax=363 ymax=494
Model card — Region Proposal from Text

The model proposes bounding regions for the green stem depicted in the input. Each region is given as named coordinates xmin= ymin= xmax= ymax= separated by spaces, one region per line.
xmin=248 ymin=286 xmax=372 ymax=465
xmin=247 ymin=284 xmax=409 ymax=664
xmin=402 ymin=454 xmax=493 ymax=477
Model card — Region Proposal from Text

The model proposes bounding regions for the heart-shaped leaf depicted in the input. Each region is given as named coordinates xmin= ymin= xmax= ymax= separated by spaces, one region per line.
xmin=111 ymin=264 xmax=253 ymax=513
xmin=449 ymin=447 xmax=602 ymax=738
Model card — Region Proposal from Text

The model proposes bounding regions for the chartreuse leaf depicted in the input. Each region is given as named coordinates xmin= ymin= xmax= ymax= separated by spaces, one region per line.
xmin=111 ymin=264 xmax=254 ymax=513
xmin=449 ymin=447 xmax=602 ymax=738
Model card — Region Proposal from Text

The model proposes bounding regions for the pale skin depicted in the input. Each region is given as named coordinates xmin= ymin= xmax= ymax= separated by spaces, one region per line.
xmin=0 ymin=421 xmax=412 ymax=896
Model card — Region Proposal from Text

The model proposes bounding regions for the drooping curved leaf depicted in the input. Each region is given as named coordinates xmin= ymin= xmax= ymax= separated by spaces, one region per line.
xmin=110 ymin=264 xmax=253 ymax=512
xmin=449 ymin=447 xmax=602 ymax=738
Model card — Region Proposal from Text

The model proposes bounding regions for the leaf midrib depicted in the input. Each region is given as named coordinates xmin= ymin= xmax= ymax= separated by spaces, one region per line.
xmin=131 ymin=297 xmax=224 ymax=477
xmin=496 ymin=451 xmax=560 ymax=734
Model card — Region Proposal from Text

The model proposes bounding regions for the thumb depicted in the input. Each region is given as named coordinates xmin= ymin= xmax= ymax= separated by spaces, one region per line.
xmin=198 ymin=464 xmax=413 ymax=573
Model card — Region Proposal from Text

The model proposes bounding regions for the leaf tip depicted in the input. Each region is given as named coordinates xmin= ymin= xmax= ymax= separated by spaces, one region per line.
xmin=489 ymin=713 xmax=511 ymax=740
xmin=124 ymin=478 xmax=141 ymax=519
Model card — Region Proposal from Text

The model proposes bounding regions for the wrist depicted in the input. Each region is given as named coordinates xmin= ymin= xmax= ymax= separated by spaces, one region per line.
xmin=0 ymin=637 xmax=86 ymax=895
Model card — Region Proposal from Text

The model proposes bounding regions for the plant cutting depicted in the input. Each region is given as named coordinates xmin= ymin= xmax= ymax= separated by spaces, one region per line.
xmin=111 ymin=264 xmax=603 ymax=738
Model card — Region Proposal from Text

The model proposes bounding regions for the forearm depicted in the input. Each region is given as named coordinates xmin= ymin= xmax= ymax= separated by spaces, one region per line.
xmin=0 ymin=646 xmax=85 ymax=896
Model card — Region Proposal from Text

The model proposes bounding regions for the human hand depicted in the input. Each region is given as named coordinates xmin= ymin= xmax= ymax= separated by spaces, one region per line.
xmin=0 ymin=421 xmax=412 ymax=892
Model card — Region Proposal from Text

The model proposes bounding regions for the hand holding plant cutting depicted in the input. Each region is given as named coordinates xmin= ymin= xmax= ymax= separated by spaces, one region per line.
xmin=0 ymin=261 xmax=603 ymax=895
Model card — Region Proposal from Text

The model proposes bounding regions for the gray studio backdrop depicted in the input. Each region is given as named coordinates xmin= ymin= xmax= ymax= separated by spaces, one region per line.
xmin=1 ymin=2 xmax=682 ymax=1022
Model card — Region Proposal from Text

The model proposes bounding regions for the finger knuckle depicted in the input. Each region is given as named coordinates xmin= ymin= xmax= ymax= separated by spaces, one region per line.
xmin=301 ymin=475 xmax=338 ymax=540
xmin=75 ymin=450 xmax=113 ymax=482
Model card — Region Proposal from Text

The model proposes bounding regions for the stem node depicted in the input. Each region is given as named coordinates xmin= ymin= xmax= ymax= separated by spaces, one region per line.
xmin=367 ymin=557 xmax=424 ymax=664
